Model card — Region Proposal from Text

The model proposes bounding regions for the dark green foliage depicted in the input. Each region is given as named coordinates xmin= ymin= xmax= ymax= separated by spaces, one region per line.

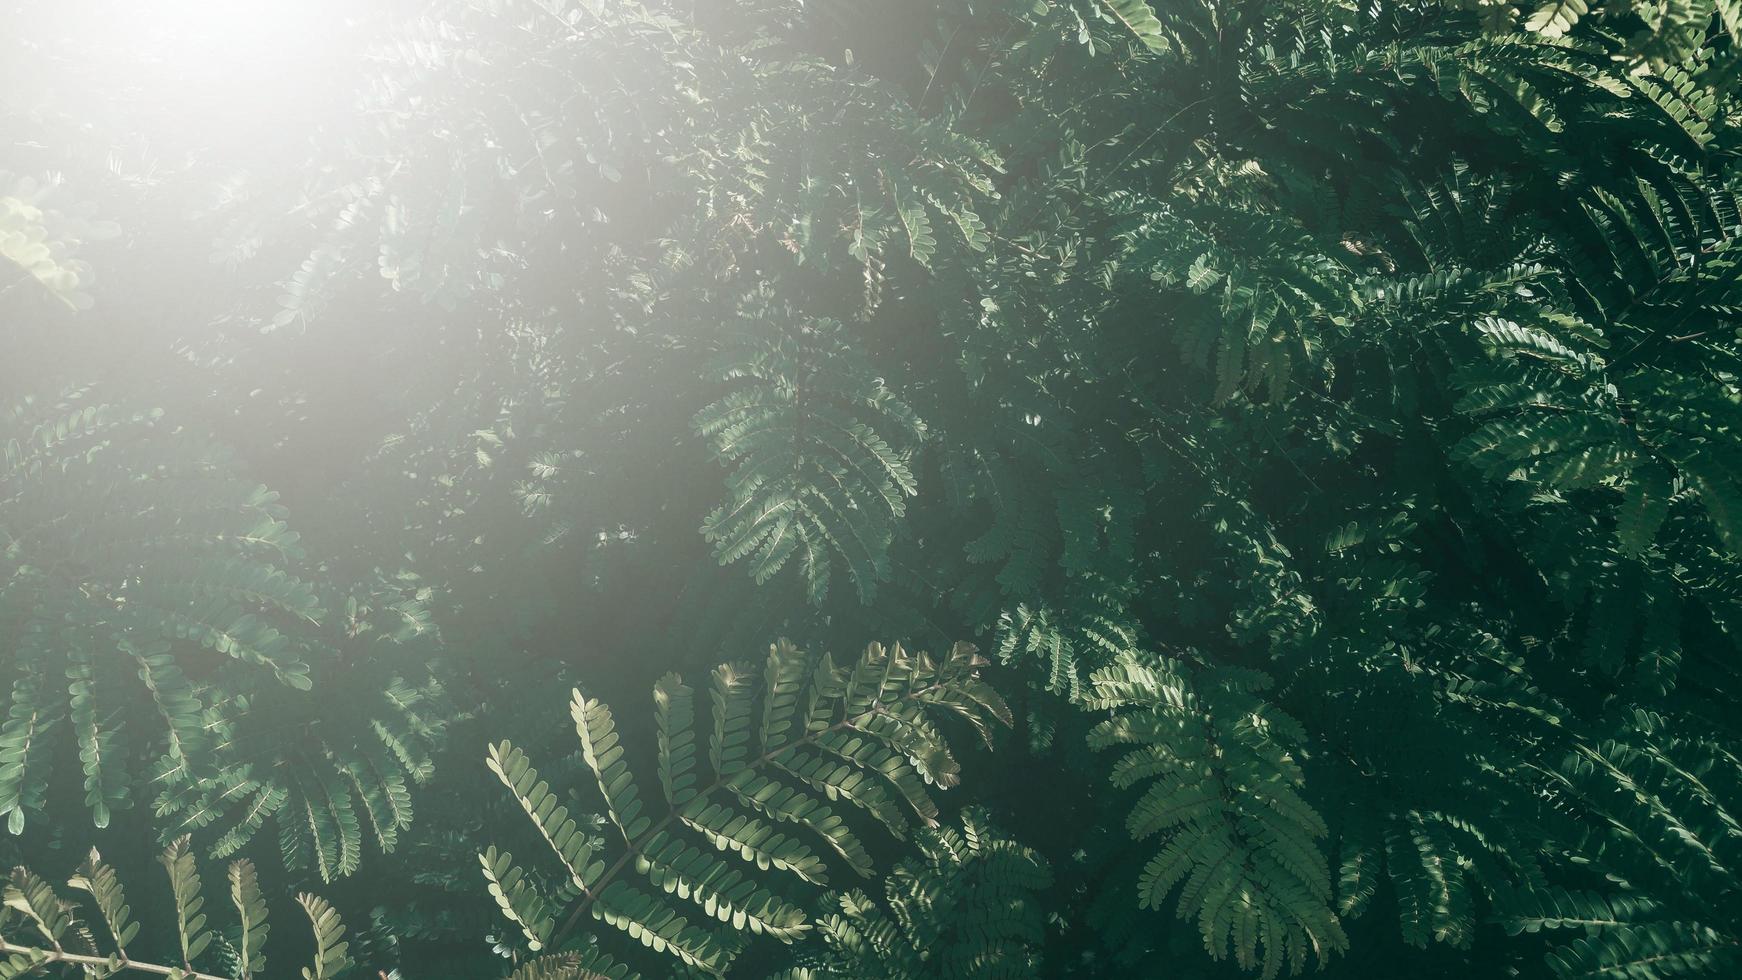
xmin=697 ymin=318 xmax=925 ymax=604
xmin=153 ymin=671 xmax=450 ymax=883
xmin=5 ymin=0 xmax=1742 ymax=977
xmin=785 ymin=807 xmax=1052 ymax=979
xmin=1084 ymin=655 xmax=1343 ymax=978
xmin=1494 ymin=709 xmax=1742 ymax=978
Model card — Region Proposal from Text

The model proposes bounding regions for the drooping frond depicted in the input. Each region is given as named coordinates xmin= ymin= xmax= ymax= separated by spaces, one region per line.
xmin=0 ymin=391 xmax=321 ymax=833
xmin=1084 ymin=654 xmax=1345 ymax=979
xmin=697 ymin=319 xmax=925 ymax=604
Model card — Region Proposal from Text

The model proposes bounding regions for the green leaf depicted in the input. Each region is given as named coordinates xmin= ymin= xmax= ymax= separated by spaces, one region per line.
xmin=68 ymin=849 xmax=140 ymax=955
xmin=1099 ymin=0 xmax=1169 ymax=51
xmin=1617 ymin=464 xmax=1675 ymax=555
xmin=229 ymin=859 xmax=270 ymax=979
xmin=298 ymin=893 xmax=352 ymax=980
xmin=160 ymin=836 xmax=212 ymax=968
xmin=481 ymin=846 xmax=556 ymax=952
xmin=1523 ymin=0 xmax=1588 ymax=38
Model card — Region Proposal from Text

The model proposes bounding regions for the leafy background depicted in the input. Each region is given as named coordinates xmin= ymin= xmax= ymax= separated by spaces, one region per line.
xmin=3 ymin=0 xmax=1742 ymax=977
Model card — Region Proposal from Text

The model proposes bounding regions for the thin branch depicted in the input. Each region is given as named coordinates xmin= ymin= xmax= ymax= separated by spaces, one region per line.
xmin=0 ymin=942 xmax=233 ymax=980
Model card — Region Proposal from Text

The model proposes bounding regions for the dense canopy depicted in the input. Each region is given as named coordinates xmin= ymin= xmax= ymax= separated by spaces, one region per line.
xmin=4 ymin=1 xmax=1742 ymax=977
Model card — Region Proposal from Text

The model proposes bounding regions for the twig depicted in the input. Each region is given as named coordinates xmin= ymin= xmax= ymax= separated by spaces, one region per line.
xmin=0 ymin=943 xmax=233 ymax=980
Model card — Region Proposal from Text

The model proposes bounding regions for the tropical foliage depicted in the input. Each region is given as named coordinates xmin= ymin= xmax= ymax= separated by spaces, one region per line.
xmin=3 ymin=0 xmax=1742 ymax=976
xmin=0 ymin=838 xmax=351 ymax=979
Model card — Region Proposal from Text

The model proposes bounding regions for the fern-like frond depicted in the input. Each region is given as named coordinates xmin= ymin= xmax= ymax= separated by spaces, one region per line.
xmin=481 ymin=639 xmax=1003 ymax=975
xmin=796 ymin=807 xmax=1052 ymax=978
xmin=696 ymin=319 xmax=925 ymax=604
xmin=1085 ymin=654 xmax=1345 ymax=979
xmin=0 ymin=838 xmax=349 ymax=979
xmin=297 ymin=893 xmax=352 ymax=980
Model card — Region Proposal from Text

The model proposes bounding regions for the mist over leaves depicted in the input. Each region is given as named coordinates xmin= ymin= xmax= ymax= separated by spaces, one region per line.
xmin=3 ymin=1 xmax=1742 ymax=978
